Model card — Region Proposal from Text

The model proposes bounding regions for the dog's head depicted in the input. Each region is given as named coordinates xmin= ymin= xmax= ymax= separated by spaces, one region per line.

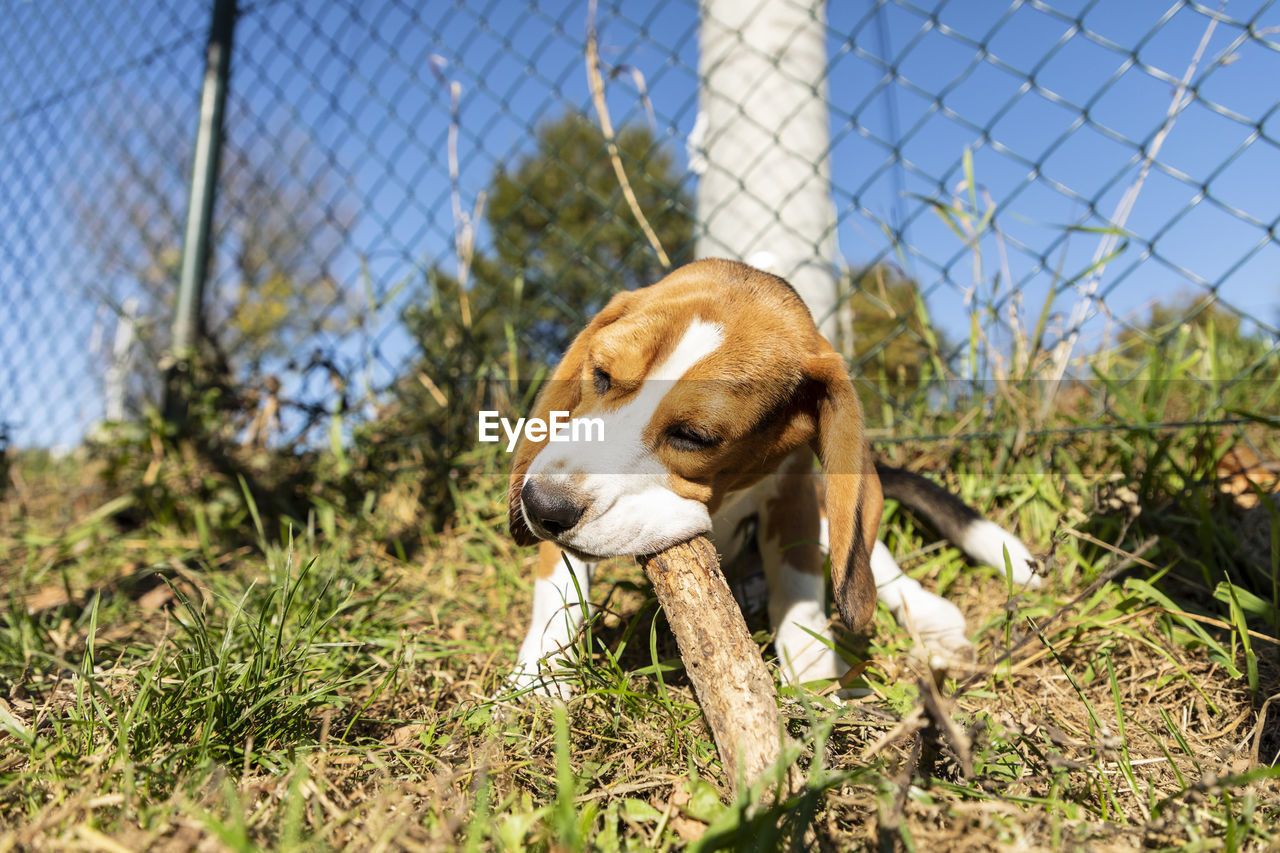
xmin=507 ymin=259 xmax=882 ymax=630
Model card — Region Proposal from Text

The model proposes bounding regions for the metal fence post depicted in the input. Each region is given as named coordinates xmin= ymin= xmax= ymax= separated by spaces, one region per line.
xmin=164 ymin=0 xmax=238 ymax=424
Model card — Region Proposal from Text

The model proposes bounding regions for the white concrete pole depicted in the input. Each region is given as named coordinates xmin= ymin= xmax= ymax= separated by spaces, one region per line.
xmin=692 ymin=0 xmax=840 ymax=342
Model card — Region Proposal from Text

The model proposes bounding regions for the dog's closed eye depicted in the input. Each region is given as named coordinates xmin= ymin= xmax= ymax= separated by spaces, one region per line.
xmin=665 ymin=423 xmax=720 ymax=452
xmin=592 ymin=366 xmax=611 ymax=396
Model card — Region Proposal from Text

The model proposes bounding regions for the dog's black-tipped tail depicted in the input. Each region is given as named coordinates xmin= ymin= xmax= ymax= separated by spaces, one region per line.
xmin=875 ymin=463 xmax=980 ymax=543
xmin=874 ymin=462 xmax=1041 ymax=585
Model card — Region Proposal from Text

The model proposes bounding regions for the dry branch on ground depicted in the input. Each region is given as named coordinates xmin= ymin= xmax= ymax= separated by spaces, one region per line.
xmin=638 ymin=535 xmax=787 ymax=795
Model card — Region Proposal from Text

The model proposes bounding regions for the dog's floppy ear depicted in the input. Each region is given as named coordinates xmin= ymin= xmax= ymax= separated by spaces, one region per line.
xmin=806 ymin=346 xmax=883 ymax=631
xmin=507 ymin=291 xmax=635 ymax=545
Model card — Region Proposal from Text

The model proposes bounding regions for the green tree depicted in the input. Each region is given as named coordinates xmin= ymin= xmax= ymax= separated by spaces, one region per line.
xmin=486 ymin=111 xmax=693 ymax=345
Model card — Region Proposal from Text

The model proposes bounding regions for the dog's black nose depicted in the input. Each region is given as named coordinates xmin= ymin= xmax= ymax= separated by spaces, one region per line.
xmin=521 ymin=481 xmax=585 ymax=536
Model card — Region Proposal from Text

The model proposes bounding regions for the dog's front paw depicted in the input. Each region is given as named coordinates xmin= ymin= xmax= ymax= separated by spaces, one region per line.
xmin=508 ymin=620 xmax=584 ymax=700
xmin=504 ymin=656 xmax=576 ymax=700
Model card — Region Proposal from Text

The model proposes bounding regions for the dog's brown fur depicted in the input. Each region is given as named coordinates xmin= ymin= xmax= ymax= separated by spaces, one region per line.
xmin=508 ymin=259 xmax=882 ymax=631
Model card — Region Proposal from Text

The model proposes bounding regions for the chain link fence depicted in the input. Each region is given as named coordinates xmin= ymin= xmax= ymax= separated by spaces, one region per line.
xmin=4 ymin=0 xmax=1279 ymax=453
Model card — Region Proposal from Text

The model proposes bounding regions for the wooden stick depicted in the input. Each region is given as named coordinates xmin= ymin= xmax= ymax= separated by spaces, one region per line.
xmin=638 ymin=536 xmax=783 ymax=794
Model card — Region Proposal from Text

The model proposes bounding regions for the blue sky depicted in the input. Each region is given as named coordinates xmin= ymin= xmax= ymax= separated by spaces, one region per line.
xmin=4 ymin=0 xmax=1279 ymax=447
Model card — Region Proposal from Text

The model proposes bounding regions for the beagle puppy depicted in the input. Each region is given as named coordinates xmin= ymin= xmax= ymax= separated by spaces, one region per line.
xmin=507 ymin=259 xmax=1038 ymax=692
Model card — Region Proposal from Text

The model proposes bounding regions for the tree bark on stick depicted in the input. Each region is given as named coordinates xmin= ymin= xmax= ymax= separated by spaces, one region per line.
xmin=638 ymin=536 xmax=784 ymax=794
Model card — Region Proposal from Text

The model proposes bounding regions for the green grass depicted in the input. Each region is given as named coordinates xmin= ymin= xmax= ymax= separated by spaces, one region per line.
xmin=2 ymin=334 xmax=1278 ymax=850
